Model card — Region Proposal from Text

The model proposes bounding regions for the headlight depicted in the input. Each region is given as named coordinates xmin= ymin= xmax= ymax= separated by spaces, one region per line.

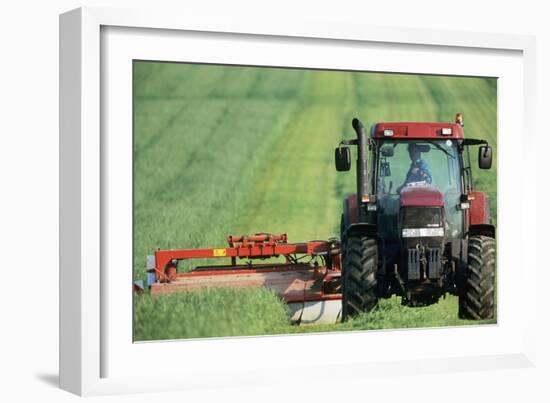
xmin=402 ymin=227 xmax=444 ymax=238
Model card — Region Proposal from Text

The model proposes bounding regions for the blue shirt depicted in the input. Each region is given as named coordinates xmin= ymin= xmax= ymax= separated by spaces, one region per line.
xmin=405 ymin=159 xmax=432 ymax=184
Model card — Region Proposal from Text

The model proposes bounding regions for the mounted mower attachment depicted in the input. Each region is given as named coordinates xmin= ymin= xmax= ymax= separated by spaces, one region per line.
xmin=145 ymin=233 xmax=343 ymax=325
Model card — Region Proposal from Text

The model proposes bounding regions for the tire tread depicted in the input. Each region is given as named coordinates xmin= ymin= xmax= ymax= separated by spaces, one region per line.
xmin=342 ymin=236 xmax=378 ymax=320
xmin=459 ymin=235 xmax=496 ymax=320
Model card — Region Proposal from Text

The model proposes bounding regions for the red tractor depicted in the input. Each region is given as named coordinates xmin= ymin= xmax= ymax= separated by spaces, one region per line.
xmin=335 ymin=115 xmax=496 ymax=321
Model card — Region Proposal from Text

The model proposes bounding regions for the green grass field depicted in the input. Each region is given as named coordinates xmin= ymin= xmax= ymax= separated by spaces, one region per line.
xmin=133 ymin=62 xmax=497 ymax=341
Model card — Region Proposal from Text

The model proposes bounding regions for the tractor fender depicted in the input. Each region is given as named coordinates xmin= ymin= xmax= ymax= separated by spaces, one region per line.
xmin=343 ymin=223 xmax=378 ymax=240
xmin=468 ymin=191 xmax=491 ymax=225
xmin=342 ymin=195 xmax=377 ymax=240
xmin=468 ymin=224 xmax=496 ymax=239
xmin=342 ymin=194 xmax=359 ymax=229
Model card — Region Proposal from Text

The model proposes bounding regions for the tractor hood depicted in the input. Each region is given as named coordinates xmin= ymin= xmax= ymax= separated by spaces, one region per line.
xmin=400 ymin=185 xmax=444 ymax=207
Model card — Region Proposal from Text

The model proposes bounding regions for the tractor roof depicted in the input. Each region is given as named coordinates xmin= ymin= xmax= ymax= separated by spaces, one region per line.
xmin=371 ymin=122 xmax=464 ymax=140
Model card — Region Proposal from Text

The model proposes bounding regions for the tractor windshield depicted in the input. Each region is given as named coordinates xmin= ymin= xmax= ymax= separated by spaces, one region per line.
xmin=376 ymin=139 xmax=463 ymax=239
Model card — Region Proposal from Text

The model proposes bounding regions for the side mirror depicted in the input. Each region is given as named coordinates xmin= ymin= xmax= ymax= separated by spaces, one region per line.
xmin=478 ymin=145 xmax=492 ymax=169
xmin=335 ymin=146 xmax=351 ymax=171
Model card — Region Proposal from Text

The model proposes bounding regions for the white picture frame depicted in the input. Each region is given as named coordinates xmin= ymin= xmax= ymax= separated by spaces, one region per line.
xmin=60 ymin=6 xmax=537 ymax=396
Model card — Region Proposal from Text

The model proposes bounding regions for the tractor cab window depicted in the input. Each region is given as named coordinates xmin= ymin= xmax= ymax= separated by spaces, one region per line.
xmin=376 ymin=140 xmax=462 ymax=239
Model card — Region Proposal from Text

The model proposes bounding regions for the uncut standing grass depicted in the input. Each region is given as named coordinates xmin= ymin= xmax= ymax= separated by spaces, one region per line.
xmin=134 ymin=288 xmax=290 ymax=340
xmin=134 ymin=62 xmax=497 ymax=340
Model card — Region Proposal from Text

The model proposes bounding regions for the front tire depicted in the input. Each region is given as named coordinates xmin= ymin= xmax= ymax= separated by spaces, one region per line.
xmin=342 ymin=235 xmax=378 ymax=321
xmin=458 ymin=235 xmax=496 ymax=320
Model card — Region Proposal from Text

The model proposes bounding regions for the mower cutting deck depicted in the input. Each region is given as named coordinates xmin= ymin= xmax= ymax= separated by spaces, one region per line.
xmin=146 ymin=234 xmax=343 ymax=324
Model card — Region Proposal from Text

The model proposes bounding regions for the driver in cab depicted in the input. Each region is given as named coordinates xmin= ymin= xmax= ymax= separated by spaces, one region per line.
xmin=397 ymin=143 xmax=432 ymax=192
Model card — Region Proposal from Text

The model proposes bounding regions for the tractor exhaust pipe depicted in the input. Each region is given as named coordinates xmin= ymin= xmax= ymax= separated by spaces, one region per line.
xmin=352 ymin=118 xmax=369 ymax=216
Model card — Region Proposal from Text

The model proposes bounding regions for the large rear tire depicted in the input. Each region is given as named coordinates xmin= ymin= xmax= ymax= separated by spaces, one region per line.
xmin=342 ymin=235 xmax=378 ymax=321
xmin=458 ymin=235 xmax=496 ymax=320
